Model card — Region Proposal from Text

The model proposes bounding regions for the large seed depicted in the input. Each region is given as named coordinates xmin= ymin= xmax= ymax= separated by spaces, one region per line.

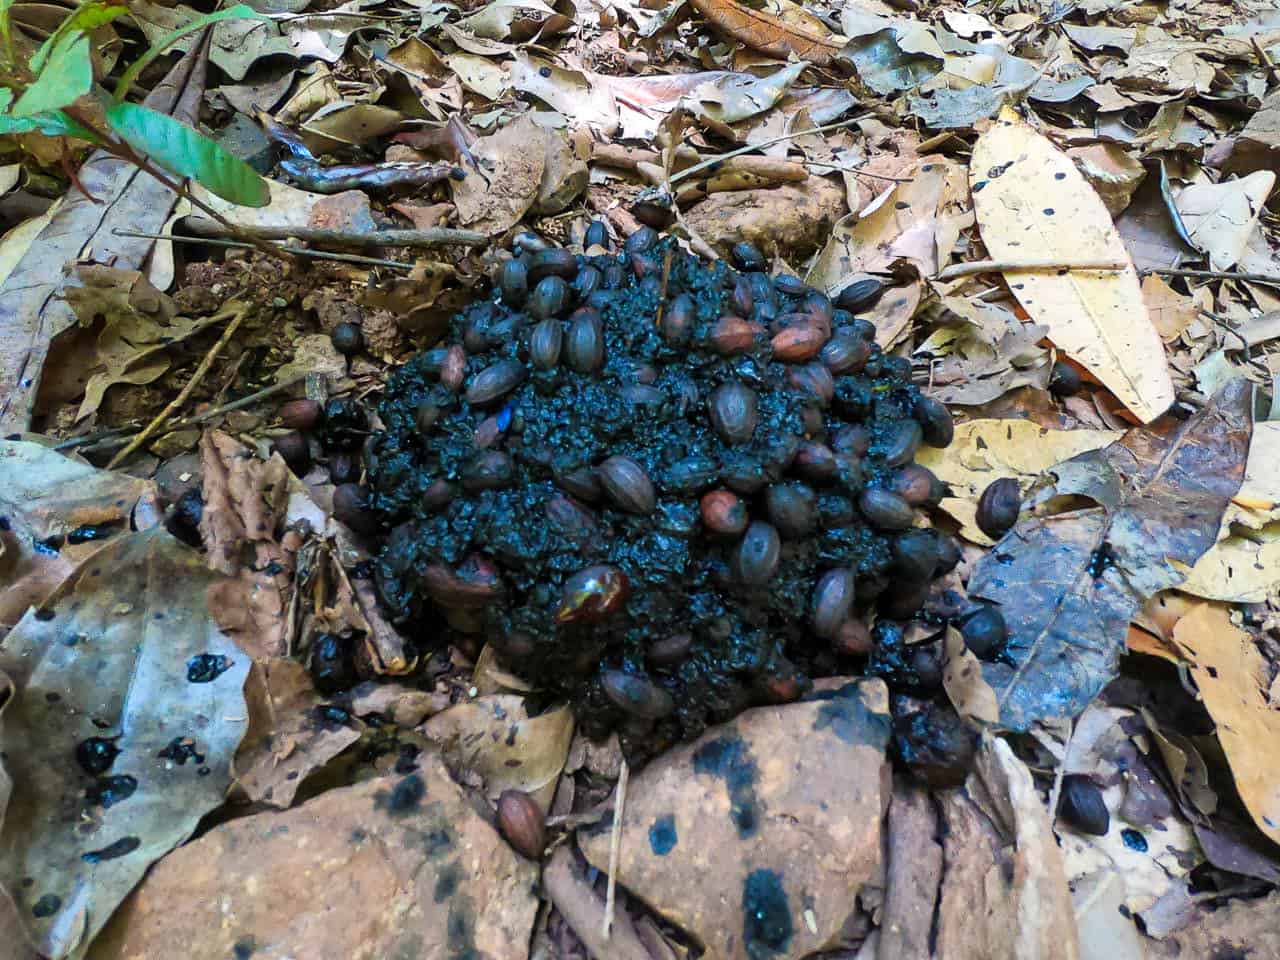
xmin=708 ymin=382 xmax=758 ymax=445
xmin=465 ymin=359 xmax=526 ymax=406
xmin=499 ymin=259 xmax=529 ymax=307
xmin=662 ymin=293 xmax=695 ymax=344
xmin=811 ymin=568 xmax=855 ymax=639
xmin=736 ymin=522 xmax=781 ymax=586
xmin=597 ymin=455 xmax=656 ymax=514
xmin=766 ymin=482 xmax=817 ymax=539
xmin=960 ymin=605 xmax=1007 ymax=660
xmin=731 ymin=275 xmax=754 ymax=317
xmin=832 ymin=618 xmax=872 ymax=656
xmin=624 ymin=225 xmax=658 ymax=254
xmin=801 ymin=290 xmax=834 ymax=327
xmin=565 ymin=309 xmax=604 ymax=373
xmin=820 ymin=333 xmax=871 ymax=374
xmin=278 ymin=398 xmax=323 ymax=430
xmin=333 ymin=483 xmax=378 ymax=535
xmin=545 ymin=494 xmax=597 ymax=537
xmin=834 ymin=277 xmax=884 ymax=311
xmin=440 ymin=345 xmax=467 ymax=392
xmin=462 ymin=450 xmax=515 ymax=491
xmin=723 ymin=452 xmax=768 ymax=494
xmin=529 ymin=318 xmax=563 ymax=370
xmin=976 ymin=477 xmax=1020 ymax=538
xmin=915 ymin=396 xmax=955 ymax=448
xmin=497 ymin=789 xmax=546 ymax=859
xmin=584 ymin=219 xmax=609 ymax=250
xmin=890 ymin=464 xmax=944 ymax=506
xmin=709 ymin=315 xmax=763 ymax=356
xmin=1059 ymin=775 xmax=1109 ymax=836
xmin=787 ymin=363 xmax=834 ymax=406
xmin=421 ymin=479 xmax=456 ymax=511
xmin=774 ymin=273 xmax=807 ymax=297
xmin=892 ymin=529 xmax=939 ymax=583
xmin=555 ymin=564 xmax=632 ymax=624
xmin=529 ymin=275 xmax=570 ymax=320
xmin=859 ymin=488 xmax=914 ymax=530
xmin=424 ymin=556 xmax=503 ymax=609
xmin=700 ymin=489 xmax=748 ymax=537
xmin=792 ymin=442 xmax=837 ymax=482
xmin=880 ymin=419 xmax=923 ymax=467
xmin=648 ymin=633 xmax=692 ymax=666
xmin=513 ymin=231 xmax=551 ymax=253
xmin=832 ymin=424 xmax=871 ymax=456
xmin=771 ymin=322 xmax=827 ymax=362
xmin=601 ymin=670 xmax=675 ymax=719
xmin=664 ymin=455 xmax=719 ymax=494
xmin=554 ymin=465 xmax=602 ymax=502
xmin=527 ymin=247 xmax=577 ymax=283
xmin=879 ymin=580 xmax=929 ymax=620
xmin=731 ymin=241 xmax=766 ymax=271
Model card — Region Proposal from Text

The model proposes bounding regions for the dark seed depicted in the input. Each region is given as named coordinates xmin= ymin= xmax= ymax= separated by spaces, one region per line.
xmin=735 ymin=521 xmax=780 ymax=586
xmin=792 ymin=442 xmax=837 ymax=482
xmin=545 ymin=495 xmax=596 ymax=537
xmin=440 ymin=345 xmax=467 ymax=392
xmin=709 ymin=315 xmax=763 ymax=356
xmin=597 ymin=455 xmax=656 ymax=514
xmin=632 ymin=199 xmax=675 ymax=229
xmin=630 ymin=252 xmax=660 ymax=279
xmin=914 ymin=396 xmax=955 ymax=448
xmin=880 ymin=419 xmax=923 ymax=468
xmin=731 ymin=241 xmax=766 ymax=271
xmin=278 ymin=398 xmax=323 ymax=430
xmin=835 ymin=277 xmax=884 ymax=312
xmin=879 ymin=580 xmax=930 ymax=619
xmin=662 ymin=293 xmax=694 ymax=344
xmin=573 ymin=265 xmax=603 ymax=299
xmin=893 ymin=529 xmax=939 ymax=583
xmin=934 ymin=535 xmax=961 ymax=575
xmin=700 ymin=489 xmax=748 ymax=537
xmin=601 ymin=669 xmax=675 ymax=718
xmin=584 ymin=219 xmax=609 ymax=249
xmin=648 ymin=633 xmax=692 ymax=666
xmin=664 ymin=455 xmax=720 ymax=494
xmin=801 ymin=290 xmax=834 ymax=326
xmin=818 ymin=492 xmax=855 ymax=526
xmin=565 ymin=309 xmax=604 ymax=373
xmin=527 ymin=248 xmax=578 ymax=283
xmin=76 ymin=737 xmax=120 ymax=775
xmin=333 ymin=483 xmax=378 ymax=536
xmin=960 ymin=606 xmax=1007 ymax=660
xmin=309 ymin=632 xmax=358 ymax=695
xmin=832 ymin=618 xmax=872 ymax=656
xmin=529 ymin=318 xmax=563 ymax=371
xmin=529 ymin=276 xmax=570 ymax=321
xmin=555 ymin=565 xmax=632 ymax=624
xmin=766 ymin=482 xmax=817 ymax=539
xmin=624 ymin=226 xmax=658 ymax=254
xmin=976 ymin=477 xmax=1020 ymax=539
xmin=329 ymin=453 xmax=359 ymax=485
xmin=774 ymin=273 xmax=807 ymax=297
xmin=708 ymin=382 xmax=758 ymax=446
xmin=554 ymin=465 xmax=602 ymax=502
xmin=273 ymin=431 xmax=311 ymax=475
xmin=497 ymin=789 xmax=546 ymax=859
xmin=462 ymin=450 xmax=514 ymax=491
xmin=415 ymin=400 xmax=442 ymax=433
xmin=832 ymin=424 xmax=871 ymax=456
xmin=499 ymin=259 xmax=529 ymax=306
xmin=889 ymin=464 xmax=944 ymax=506
xmin=834 ymin=452 xmax=865 ymax=494
xmin=1049 ymin=361 xmax=1082 ymax=397
xmin=513 ymin=231 xmax=552 ymax=254
xmin=1059 ymin=775 xmax=1110 ymax=836
xmin=731 ymin=275 xmax=754 ymax=317
xmin=850 ymin=318 xmax=876 ymax=341
xmin=787 ymin=363 xmax=834 ymax=406
xmin=859 ymin=488 xmax=914 ymax=530
xmin=811 ymin=568 xmax=855 ymax=639
xmin=331 ymin=322 xmax=363 ymax=356
xmin=820 ymin=333 xmax=871 ymax=374
xmin=421 ymin=479 xmax=456 ymax=511
xmin=424 ymin=555 xmax=503 ymax=609
xmin=465 ymin=359 xmax=526 ymax=407
xmin=771 ymin=322 xmax=827 ymax=363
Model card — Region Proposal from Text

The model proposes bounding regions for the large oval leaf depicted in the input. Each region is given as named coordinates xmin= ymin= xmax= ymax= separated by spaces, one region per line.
xmin=105 ymin=101 xmax=270 ymax=207
xmin=11 ymin=33 xmax=92 ymax=117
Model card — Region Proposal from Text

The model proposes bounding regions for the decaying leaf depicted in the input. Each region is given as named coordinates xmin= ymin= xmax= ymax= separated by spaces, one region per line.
xmin=942 ymin=626 xmax=999 ymax=723
xmin=1173 ymin=171 xmax=1276 ymax=271
xmin=1171 ymin=604 xmax=1280 ymax=846
xmin=968 ymin=381 xmax=1252 ymax=729
xmin=0 ymin=526 xmax=250 ymax=959
xmin=971 ymin=107 xmax=1175 ymax=423
xmin=688 ymin=0 xmax=843 ymax=66
xmin=449 ymin=113 xmax=548 ymax=235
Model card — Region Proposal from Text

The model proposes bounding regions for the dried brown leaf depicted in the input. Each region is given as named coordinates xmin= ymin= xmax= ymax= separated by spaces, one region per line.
xmin=688 ymin=0 xmax=843 ymax=66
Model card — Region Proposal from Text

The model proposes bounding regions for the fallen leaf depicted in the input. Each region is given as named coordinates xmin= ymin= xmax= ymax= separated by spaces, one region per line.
xmin=942 ymin=626 xmax=999 ymax=723
xmin=838 ymin=14 xmax=943 ymax=95
xmin=688 ymin=0 xmax=843 ymax=66
xmin=509 ymin=54 xmax=618 ymax=132
xmin=88 ymin=763 xmax=539 ymax=960
xmin=968 ymin=380 xmax=1252 ymax=729
xmin=457 ymin=0 xmax=571 ymax=42
xmin=1170 ymin=604 xmax=1280 ymax=845
xmin=1173 ymin=171 xmax=1276 ymax=271
xmin=971 ymin=107 xmax=1176 ymax=423
xmin=1141 ymin=274 xmax=1198 ymax=342
xmin=1115 ymin=160 xmax=1199 ymax=272
xmin=0 ymin=526 xmax=250 ymax=959
xmin=684 ymin=176 xmax=846 ymax=261
xmin=1145 ymin=890 xmax=1280 ymax=959
xmin=449 ymin=113 xmax=548 ymax=235
xmin=1067 ymin=143 xmax=1147 ymax=215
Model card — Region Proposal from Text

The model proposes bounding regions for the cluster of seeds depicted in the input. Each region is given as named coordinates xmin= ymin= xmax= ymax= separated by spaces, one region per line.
xmin=363 ymin=225 xmax=973 ymax=751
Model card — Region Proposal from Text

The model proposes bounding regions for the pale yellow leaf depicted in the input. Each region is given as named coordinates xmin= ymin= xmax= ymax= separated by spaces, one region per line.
xmin=1174 ymin=171 xmax=1276 ymax=271
xmin=970 ymin=107 xmax=1175 ymax=423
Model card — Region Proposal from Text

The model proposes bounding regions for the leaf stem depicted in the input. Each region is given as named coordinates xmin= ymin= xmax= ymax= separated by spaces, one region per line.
xmin=668 ymin=115 xmax=871 ymax=186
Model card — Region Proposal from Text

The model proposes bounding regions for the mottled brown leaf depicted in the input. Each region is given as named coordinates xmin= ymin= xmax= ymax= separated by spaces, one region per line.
xmin=687 ymin=0 xmax=842 ymax=66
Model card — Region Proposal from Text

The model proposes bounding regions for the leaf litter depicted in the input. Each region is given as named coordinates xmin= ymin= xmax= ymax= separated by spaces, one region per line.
xmin=2 ymin=0 xmax=1280 ymax=957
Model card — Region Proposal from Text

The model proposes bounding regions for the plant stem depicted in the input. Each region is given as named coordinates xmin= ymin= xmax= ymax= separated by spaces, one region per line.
xmin=181 ymin=220 xmax=489 ymax=249
xmin=668 ymin=115 xmax=871 ymax=186
xmin=113 ymin=229 xmax=414 ymax=271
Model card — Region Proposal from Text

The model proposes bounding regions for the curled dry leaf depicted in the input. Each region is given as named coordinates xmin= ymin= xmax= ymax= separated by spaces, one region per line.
xmin=450 ymin=114 xmax=548 ymax=235
xmin=1171 ymin=603 xmax=1280 ymax=845
xmin=1173 ymin=171 xmax=1276 ymax=271
xmin=970 ymin=107 xmax=1175 ymax=423
xmin=687 ymin=0 xmax=843 ymax=66
xmin=0 ymin=526 xmax=250 ymax=959
xmin=968 ymin=381 xmax=1251 ymax=729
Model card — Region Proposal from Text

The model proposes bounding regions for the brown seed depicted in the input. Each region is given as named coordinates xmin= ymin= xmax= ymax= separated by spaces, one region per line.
xmin=472 ymin=415 xmax=503 ymax=449
xmin=662 ymin=293 xmax=695 ymax=344
xmin=832 ymin=618 xmax=872 ymax=656
xmin=766 ymin=482 xmax=817 ymax=539
xmin=529 ymin=318 xmax=563 ymax=371
xmin=648 ymin=633 xmax=692 ymax=666
xmin=545 ymin=494 xmax=596 ymax=537
xmin=554 ymin=465 xmax=602 ymax=502
xmin=708 ymin=382 xmax=758 ymax=446
xmin=879 ymin=580 xmax=930 ymax=620
xmin=709 ymin=315 xmax=764 ymax=356
xmin=731 ymin=275 xmax=754 ymax=317
xmin=555 ymin=564 xmax=632 ymax=624
xmin=858 ymin=488 xmax=915 ymax=530
xmin=834 ymin=277 xmax=885 ymax=312
xmin=802 ymin=290 xmax=834 ymax=327
xmin=915 ymin=396 xmax=955 ymax=448
xmin=497 ymin=789 xmax=546 ymax=859
xmin=462 ymin=450 xmax=514 ymax=491
xmin=787 ymin=362 xmax=834 ymax=406
xmin=421 ymin=479 xmax=456 ymax=511
xmin=811 ymin=568 xmax=855 ymax=640
xmin=736 ymin=521 xmax=781 ymax=586
xmin=597 ymin=455 xmax=656 ymax=514
xmin=771 ymin=322 xmax=827 ymax=362
xmin=527 ymin=247 xmax=577 ymax=283
xmin=832 ymin=424 xmax=871 ymax=456
xmin=332 ymin=483 xmax=378 ymax=536
xmin=700 ymin=489 xmax=748 ymax=537
xmin=893 ymin=529 xmax=939 ymax=583
xmin=273 ymin=431 xmax=311 ymax=475
xmin=565 ymin=309 xmax=604 ymax=373
xmin=466 ymin=359 xmax=526 ymax=407
xmin=423 ymin=555 xmax=503 ymax=609
xmin=880 ymin=419 xmax=923 ymax=468
xmin=278 ymin=398 xmax=323 ymax=430
xmin=889 ymin=464 xmax=944 ymax=506
xmin=820 ymin=333 xmax=871 ymax=374
xmin=440 ymin=345 xmax=467 ymax=392
xmin=977 ymin=477 xmax=1020 ymax=538
xmin=415 ymin=400 xmax=441 ymax=433
xmin=601 ymin=669 xmax=675 ymax=719
xmin=329 ymin=452 xmax=359 ymax=486
xmin=792 ymin=442 xmax=837 ymax=482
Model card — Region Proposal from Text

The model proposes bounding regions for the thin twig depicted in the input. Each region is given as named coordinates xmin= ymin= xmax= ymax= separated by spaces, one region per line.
xmin=112 ymin=229 xmax=414 ymax=271
xmin=1144 ymin=266 xmax=1280 ymax=287
xmin=669 ymin=115 xmax=870 ymax=186
xmin=802 ymin=158 xmax=912 ymax=182
xmin=183 ymin=220 xmax=489 ymax=249
xmin=935 ymin=259 xmax=1127 ymax=280
xmin=106 ymin=306 xmax=247 ymax=468
xmin=602 ymin=756 xmax=629 ymax=941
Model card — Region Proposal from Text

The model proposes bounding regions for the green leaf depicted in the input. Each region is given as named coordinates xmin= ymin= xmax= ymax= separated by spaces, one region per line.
xmin=29 ymin=0 xmax=127 ymax=74
xmin=12 ymin=33 xmax=92 ymax=117
xmin=105 ymin=101 xmax=270 ymax=206
xmin=113 ymin=4 xmax=266 ymax=102
xmin=0 ymin=107 xmax=101 ymax=140
xmin=0 ymin=0 xmax=16 ymax=66
xmin=0 ymin=86 xmax=13 ymax=112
